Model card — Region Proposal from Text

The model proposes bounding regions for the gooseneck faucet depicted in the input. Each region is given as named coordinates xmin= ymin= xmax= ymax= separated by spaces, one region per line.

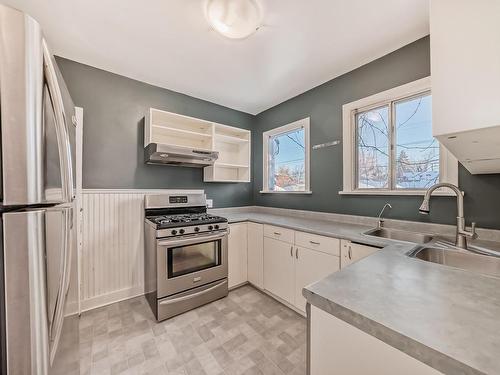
xmin=377 ymin=203 xmax=392 ymax=228
xmin=419 ymin=183 xmax=477 ymax=249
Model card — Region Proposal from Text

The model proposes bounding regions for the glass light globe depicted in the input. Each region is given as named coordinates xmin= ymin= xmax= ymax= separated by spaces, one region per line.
xmin=205 ymin=0 xmax=262 ymax=39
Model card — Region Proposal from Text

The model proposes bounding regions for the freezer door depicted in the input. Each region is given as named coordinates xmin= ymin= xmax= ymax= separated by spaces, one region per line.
xmin=2 ymin=206 xmax=74 ymax=375
xmin=0 ymin=5 xmax=75 ymax=207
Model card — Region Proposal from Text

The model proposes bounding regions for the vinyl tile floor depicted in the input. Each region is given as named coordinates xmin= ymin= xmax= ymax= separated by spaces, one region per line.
xmin=79 ymin=285 xmax=307 ymax=375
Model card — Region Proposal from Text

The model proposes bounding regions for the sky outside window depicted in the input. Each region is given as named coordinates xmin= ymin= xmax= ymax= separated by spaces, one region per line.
xmin=356 ymin=93 xmax=438 ymax=189
xmin=268 ymin=128 xmax=305 ymax=191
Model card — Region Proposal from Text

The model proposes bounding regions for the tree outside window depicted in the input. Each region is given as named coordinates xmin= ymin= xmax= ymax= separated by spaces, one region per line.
xmin=356 ymin=93 xmax=438 ymax=190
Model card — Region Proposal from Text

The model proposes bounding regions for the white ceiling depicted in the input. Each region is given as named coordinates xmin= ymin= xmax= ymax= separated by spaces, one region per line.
xmin=5 ymin=0 xmax=429 ymax=114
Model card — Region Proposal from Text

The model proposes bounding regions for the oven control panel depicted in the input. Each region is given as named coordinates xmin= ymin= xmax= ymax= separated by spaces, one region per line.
xmin=169 ymin=196 xmax=188 ymax=204
xmin=156 ymin=222 xmax=228 ymax=238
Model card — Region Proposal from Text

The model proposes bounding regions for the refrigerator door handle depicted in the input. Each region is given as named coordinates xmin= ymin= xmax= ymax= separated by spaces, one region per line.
xmin=48 ymin=207 xmax=72 ymax=364
xmin=43 ymin=40 xmax=74 ymax=203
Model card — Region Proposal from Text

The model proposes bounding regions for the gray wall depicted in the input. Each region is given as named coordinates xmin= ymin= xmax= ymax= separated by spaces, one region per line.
xmin=57 ymin=36 xmax=500 ymax=229
xmin=253 ymin=37 xmax=500 ymax=229
xmin=56 ymin=57 xmax=254 ymax=208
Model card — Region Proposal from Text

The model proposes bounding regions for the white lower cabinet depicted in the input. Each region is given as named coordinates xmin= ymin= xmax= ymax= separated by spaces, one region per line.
xmin=294 ymin=246 xmax=340 ymax=312
xmin=228 ymin=223 xmax=248 ymax=288
xmin=263 ymin=237 xmax=295 ymax=304
xmin=247 ymin=222 xmax=264 ymax=289
xmin=341 ymin=239 xmax=379 ymax=268
xmin=262 ymin=226 xmax=341 ymax=312
xmin=227 ymin=223 xmax=377 ymax=313
xmin=310 ymin=305 xmax=443 ymax=375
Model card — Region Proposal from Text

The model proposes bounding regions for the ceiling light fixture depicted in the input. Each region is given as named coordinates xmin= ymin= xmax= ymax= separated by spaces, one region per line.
xmin=205 ymin=0 xmax=262 ymax=40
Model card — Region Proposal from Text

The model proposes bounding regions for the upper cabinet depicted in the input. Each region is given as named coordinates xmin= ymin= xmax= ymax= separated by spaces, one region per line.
xmin=204 ymin=123 xmax=251 ymax=183
xmin=430 ymin=0 xmax=500 ymax=174
xmin=144 ymin=108 xmax=214 ymax=150
xmin=144 ymin=108 xmax=251 ymax=182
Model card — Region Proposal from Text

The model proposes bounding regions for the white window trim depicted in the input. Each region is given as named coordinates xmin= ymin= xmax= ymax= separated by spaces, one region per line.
xmin=340 ymin=77 xmax=459 ymax=196
xmin=261 ymin=118 xmax=311 ymax=194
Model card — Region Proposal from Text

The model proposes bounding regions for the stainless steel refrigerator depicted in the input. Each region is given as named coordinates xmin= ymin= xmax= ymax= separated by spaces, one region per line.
xmin=0 ymin=4 xmax=79 ymax=375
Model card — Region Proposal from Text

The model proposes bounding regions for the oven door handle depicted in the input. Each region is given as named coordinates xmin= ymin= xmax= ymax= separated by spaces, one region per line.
xmin=157 ymin=230 xmax=228 ymax=247
xmin=159 ymin=279 xmax=228 ymax=306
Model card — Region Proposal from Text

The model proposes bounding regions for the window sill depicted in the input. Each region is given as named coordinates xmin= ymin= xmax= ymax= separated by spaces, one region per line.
xmin=339 ymin=190 xmax=458 ymax=196
xmin=260 ymin=190 xmax=312 ymax=195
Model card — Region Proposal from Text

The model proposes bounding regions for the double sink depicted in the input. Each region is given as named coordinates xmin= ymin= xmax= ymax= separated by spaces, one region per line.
xmin=364 ymin=227 xmax=500 ymax=279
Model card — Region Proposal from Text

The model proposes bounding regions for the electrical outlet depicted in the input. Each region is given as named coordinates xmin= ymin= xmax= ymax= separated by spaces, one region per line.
xmin=206 ymin=199 xmax=213 ymax=208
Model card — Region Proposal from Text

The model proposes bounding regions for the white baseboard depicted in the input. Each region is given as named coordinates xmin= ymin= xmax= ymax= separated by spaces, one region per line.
xmin=80 ymin=285 xmax=145 ymax=313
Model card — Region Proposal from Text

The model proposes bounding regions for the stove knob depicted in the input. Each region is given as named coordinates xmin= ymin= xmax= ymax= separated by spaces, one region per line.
xmin=214 ymin=224 xmax=219 ymax=230
xmin=208 ymin=225 xmax=213 ymax=231
xmin=179 ymin=229 xmax=185 ymax=234
xmin=194 ymin=227 xmax=200 ymax=232
xmin=171 ymin=230 xmax=177 ymax=236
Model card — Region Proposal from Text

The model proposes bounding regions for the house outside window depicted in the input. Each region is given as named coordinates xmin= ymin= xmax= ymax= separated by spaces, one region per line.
xmin=261 ymin=118 xmax=311 ymax=193
xmin=341 ymin=77 xmax=458 ymax=195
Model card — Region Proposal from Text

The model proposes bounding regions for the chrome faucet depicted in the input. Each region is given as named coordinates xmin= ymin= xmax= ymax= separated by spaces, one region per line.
xmin=377 ymin=203 xmax=392 ymax=228
xmin=419 ymin=183 xmax=477 ymax=249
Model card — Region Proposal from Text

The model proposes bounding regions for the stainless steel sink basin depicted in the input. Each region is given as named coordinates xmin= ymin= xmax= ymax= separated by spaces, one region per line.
xmin=410 ymin=247 xmax=500 ymax=278
xmin=364 ymin=227 xmax=434 ymax=244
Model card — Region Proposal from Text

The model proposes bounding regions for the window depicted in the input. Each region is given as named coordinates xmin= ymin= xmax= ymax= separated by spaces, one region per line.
xmin=262 ymin=118 xmax=311 ymax=193
xmin=342 ymin=77 xmax=457 ymax=195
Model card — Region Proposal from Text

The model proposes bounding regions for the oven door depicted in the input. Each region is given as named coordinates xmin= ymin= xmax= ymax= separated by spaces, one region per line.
xmin=156 ymin=230 xmax=228 ymax=298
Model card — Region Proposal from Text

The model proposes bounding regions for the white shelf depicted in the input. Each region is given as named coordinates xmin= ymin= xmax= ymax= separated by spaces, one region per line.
xmin=152 ymin=125 xmax=212 ymax=140
xmin=211 ymin=179 xmax=250 ymax=183
xmin=205 ymin=123 xmax=251 ymax=182
xmin=151 ymin=108 xmax=212 ymax=132
xmin=144 ymin=108 xmax=251 ymax=182
xmin=215 ymin=162 xmax=249 ymax=168
xmin=214 ymin=133 xmax=249 ymax=144
xmin=145 ymin=108 xmax=215 ymax=149
xmin=214 ymin=123 xmax=250 ymax=137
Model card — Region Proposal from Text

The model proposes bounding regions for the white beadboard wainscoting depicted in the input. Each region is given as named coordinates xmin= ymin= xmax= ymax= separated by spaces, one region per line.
xmin=79 ymin=189 xmax=203 ymax=312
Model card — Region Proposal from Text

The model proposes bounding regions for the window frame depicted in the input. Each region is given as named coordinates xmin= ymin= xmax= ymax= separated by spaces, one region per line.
xmin=261 ymin=118 xmax=311 ymax=194
xmin=341 ymin=77 xmax=458 ymax=196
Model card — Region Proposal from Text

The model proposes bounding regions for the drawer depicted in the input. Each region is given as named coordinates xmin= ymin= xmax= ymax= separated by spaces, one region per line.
xmin=263 ymin=225 xmax=295 ymax=244
xmin=295 ymin=231 xmax=340 ymax=256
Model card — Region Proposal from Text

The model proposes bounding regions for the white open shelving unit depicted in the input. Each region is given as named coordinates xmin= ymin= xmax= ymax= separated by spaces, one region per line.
xmin=145 ymin=108 xmax=251 ymax=182
xmin=205 ymin=123 xmax=251 ymax=182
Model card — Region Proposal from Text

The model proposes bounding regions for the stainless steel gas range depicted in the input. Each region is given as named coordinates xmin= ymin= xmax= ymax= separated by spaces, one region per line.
xmin=144 ymin=193 xmax=229 ymax=321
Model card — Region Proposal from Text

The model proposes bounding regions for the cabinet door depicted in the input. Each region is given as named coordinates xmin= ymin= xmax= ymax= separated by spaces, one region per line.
xmin=431 ymin=0 xmax=500 ymax=137
xmin=294 ymin=246 xmax=340 ymax=312
xmin=263 ymin=237 xmax=294 ymax=304
xmin=310 ymin=306 xmax=443 ymax=375
xmin=247 ymin=222 xmax=264 ymax=289
xmin=341 ymin=240 xmax=378 ymax=268
xmin=228 ymin=223 xmax=248 ymax=288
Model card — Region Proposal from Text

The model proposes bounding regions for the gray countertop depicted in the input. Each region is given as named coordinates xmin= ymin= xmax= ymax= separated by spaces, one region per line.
xmin=214 ymin=208 xmax=500 ymax=375
xmin=216 ymin=210 xmax=390 ymax=248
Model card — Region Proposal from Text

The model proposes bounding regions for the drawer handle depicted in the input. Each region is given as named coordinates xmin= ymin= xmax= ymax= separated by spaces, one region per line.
xmin=348 ymin=246 xmax=352 ymax=260
xmin=309 ymin=241 xmax=320 ymax=245
xmin=159 ymin=280 xmax=227 ymax=306
xmin=274 ymin=232 xmax=282 ymax=236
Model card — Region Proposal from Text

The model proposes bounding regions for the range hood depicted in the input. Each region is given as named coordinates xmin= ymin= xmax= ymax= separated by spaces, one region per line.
xmin=145 ymin=143 xmax=219 ymax=167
